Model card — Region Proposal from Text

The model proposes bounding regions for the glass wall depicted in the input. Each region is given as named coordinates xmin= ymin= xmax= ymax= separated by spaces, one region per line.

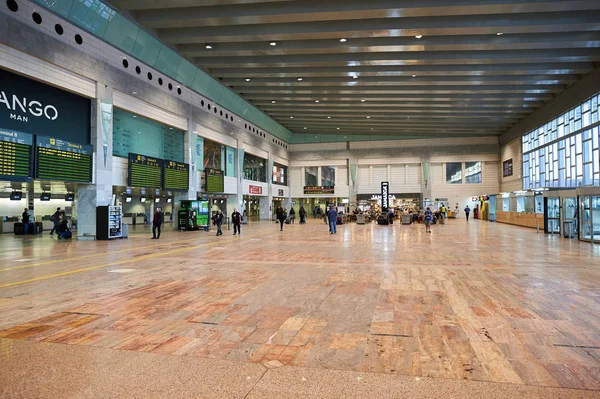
xmin=305 ymin=167 xmax=318 ymax=186
xmin=113 ymin=108 xmax=185 ymax=162
xmin=523 ymin=92 xmax=600 ymax=189
xmin=446 ymin=163 xmax=462 ymax=184
xmin=203 ymin=139 xmax=223 ymax=170
xmin=243 ymin=153 xmax=266 ymax=182
xmin=321 ymin=166 xmax=335 ymax=186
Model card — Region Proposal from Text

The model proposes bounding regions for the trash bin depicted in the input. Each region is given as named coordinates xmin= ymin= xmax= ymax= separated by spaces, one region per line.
xmin=563 ymin=220 xmax=575 ymax=238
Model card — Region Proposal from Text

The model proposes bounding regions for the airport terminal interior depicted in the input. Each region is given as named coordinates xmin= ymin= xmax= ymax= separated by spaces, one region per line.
xmin=1 ymin=0 xmax=600 ymax=398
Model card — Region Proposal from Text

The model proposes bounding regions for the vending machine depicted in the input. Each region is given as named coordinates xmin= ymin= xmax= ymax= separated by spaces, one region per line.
xmin=96 ymin=205 xmax=123 ymax=240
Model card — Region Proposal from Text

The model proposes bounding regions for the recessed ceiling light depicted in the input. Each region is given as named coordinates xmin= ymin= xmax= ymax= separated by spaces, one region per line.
xmin=269 ymin=41 xmax=277 ymax=46
xmin=361 ymin=99 xmax=366 ymax=102
xmin=271 ymin=100 xmax=276 ymax=103
xmin=497 ymin=32 xmax=503 ymax=36
xmin=132 ymin=91 xmax=137 ymax=95
xmin=297 ymin=77 xmax=303 ymax=81
xmin=336 ymin=127 xmax=340 ymax=130
xmin=315 ymin=100 xmax=320 ymax=103
xmin=327 ymin=116 xmax=331 ymax=119
xmin=412 ymin=75 xmax=417 ymax=78
xmin=340 ymin=38 xmax=347 ymax=42
xmin=205 ymin=44 xmax=213 ymax=49
xmin=290 ymin=116 xmax=294 ymax=119
xmin=245 ymin=78 xmax=251 ymax=82
xmin=407 ymin=116 xmax=410 ymax=119
xmin=366 ymin=116 xmax=371 ymax=119
xmin=133 ymin=115 xmax=137 ymax=118
xmin=352 ymin=75 xmax=358 ymax=79
xmin=415 ymin=35 xmax=423 ymax=39
xmin=304 ymin=127 xmax=307 ymax=129
xmin=170 ymin=127 xmax=173 ymax=130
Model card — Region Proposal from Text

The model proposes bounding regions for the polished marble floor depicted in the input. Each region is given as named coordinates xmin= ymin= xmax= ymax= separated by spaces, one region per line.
xmin=0 ymin=218 xmax=599 ymax=398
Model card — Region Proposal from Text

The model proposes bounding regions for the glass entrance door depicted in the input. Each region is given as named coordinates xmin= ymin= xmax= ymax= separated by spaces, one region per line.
xmin=563 ymin=197 xmax=578 ymax=236
xmin=581 ymin=196 xmax=592 ymax=241
xmin=546 ymin=197 xmax=560 ymax=234
xmin=592 ymin=196 xmax=600 ymax=242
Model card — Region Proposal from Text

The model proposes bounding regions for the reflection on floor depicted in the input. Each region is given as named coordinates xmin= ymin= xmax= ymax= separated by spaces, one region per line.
xmin=0 ymin=219 xmax=599 ymax=398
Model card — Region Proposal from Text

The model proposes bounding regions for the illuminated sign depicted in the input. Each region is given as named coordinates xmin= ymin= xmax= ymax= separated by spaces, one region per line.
xmin=381 ymin=181 xmax=389 ymax=211
xmin=249 ymin=185 xmax=263 ymax=195
xmin=303 ymin=186 xmax=334 ymax=194
xmin=128 ymin=153 xmax=162 ymax=188
xmin=35 ymin=136 xmax=93 ymax=183
xmin=0 ymin=129 xmax=33 ymax=182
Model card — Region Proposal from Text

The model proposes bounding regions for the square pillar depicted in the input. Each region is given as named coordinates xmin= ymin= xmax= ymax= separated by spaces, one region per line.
xmin=77 ymin=83 xmax=114 ymax=239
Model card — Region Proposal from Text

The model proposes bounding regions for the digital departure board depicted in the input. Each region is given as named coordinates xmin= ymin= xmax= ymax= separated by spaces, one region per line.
xmin=128 ymin=153 xmax=162 ymax=188
xmin=205 ymin=168 xmax=224 ymax=192
xmin=0 ymin=129 xmax=33 ymax=182
xmin=35 ymin=136 xmax=92 ymax=182
xmin=163 ymin=160 xmax=189 ymax=191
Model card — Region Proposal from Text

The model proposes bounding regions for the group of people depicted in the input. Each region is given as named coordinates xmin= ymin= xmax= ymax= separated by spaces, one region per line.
xmin=49 ymin=207 xmax=71 ymax=239
xmin=421 ymin=203 xmax=472 ymax=233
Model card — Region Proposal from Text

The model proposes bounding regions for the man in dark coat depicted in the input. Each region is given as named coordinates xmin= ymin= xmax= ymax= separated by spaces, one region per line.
xmin=276 ymin=206 xmax=286 ymax=231
xmin=152 ymin=207 xmax=164 ymax=239
xmin=231 ymin=208 xmax=242 ymax=235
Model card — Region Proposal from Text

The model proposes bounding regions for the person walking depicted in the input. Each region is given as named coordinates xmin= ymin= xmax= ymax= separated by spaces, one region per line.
xmin=49 ymin=207 xmax=62 ymax=236
xmin=440 ymin=203 xmax=447 ymax=223
xmin=231 ymin=208 xmax=242 ymax=235
xmin=464 ymin=205 xmax=471 ymax=222
xmin=152 ymin=206 xmax=164 ymax=239
xmin=22 ymin=208 xmax=30 ymax=234
xmin=424 ymin=207 xmax=433 ymax=233
xmin=289 ymin=207 xmax=296 ymax=224
xmin=214 ymin=210 xmax=224 ymax=236
xmin=299 ymin=206 xmax=306 ymax=224
xmin=276 ymin=206 xmax=286 ymax=231
xmin=328 ymin=206 xmax=338 ymax=234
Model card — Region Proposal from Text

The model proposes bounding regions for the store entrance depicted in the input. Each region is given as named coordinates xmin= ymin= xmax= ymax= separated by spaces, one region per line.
xmin=244 ymin=195 xmax=261 ymax=222
xmin=544 ymin=197 xmax=560 ymax=234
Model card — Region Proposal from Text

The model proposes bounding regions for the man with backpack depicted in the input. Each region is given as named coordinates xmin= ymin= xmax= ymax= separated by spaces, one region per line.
xmin=49 ymin=207 xmax=61 ymax=236
xmin=464 ymin=205 xmax=471 ymax=222
xmin=424 ymin=207 xmax=433 ymax=233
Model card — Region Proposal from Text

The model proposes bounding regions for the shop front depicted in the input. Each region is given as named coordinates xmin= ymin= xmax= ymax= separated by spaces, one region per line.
xmin=0 ymin=68 xmax=92 ymax=234
xmin=542 ymin=189 xmax=577 ymax=235
xmin=243 ymin=182 xmax=268 ymax=222
xmin=495 ymin=191 xmax=544 ymax=229
xmin=357 ymin=193 xmax=421 ymax=212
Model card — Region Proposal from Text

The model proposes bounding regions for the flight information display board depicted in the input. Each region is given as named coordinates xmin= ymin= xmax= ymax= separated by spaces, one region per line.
xmin=163 ymin=160 xmax=189 ymax=191
xmin=205 ymin=168 xmax=224 ymax=192
xmin=0 ymin=129 xmax=33 ymax=182
xmin=35 ymin=136 xmax=92 ymax=182
xmin=128 ymin=153 xmax=162 ymax=188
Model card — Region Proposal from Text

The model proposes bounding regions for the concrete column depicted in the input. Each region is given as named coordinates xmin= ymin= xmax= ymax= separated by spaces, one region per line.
xmin=172 ymin=115 xmax=197 ymax=225
xmin=261 ymin=152 xmax=273 ymax=220
xmin=236 ymin=140 xmax=244 ymax=212
xmin=348 ymin=158 xmax=359 ymax=210
xmin=421 ymin=156 xmax=432 ymax=208
xmin=77 ymin=83 xmax=114 ymax=239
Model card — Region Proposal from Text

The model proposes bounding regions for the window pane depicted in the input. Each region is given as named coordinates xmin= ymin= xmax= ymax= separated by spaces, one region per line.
xmin=465 ymin=162 xmax=482 ymax=184
xmin=272 ymin=163 xmax=287 ymax=185
xmin=321 ymin=166 xmax=335 ymax=186
xmin=243 ymin=153 xmax=266 ymax=182
xmin=446 ymin=162 xmax=462 ymax=184
xmin=305 ymin=167 xmax=318 ymax=186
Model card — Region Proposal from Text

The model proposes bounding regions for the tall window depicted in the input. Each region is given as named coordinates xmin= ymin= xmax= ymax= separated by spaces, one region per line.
xmin=305 ymin=167 xmax=318 ymax=186
xmin=321 ymin=166 xmax=335 ymax=186
xmin=243 ymin=153 xmax=266 ymax=182
xmin=204 ymin=139 xmax=223 ymax=171
xmin=446 ymin=163 xmax=462 ymax=184
xmin=465 ymin=162 xmax=482 ymax=184
xmin=272 ymin=163 xmax=287 ymax=185
xmin=523 ymin=92 xmax=600 ymax=189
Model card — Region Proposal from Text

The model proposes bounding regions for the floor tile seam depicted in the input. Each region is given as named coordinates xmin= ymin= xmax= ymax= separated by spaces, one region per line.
xmin=251 ymin=363 xmax=600 ymax=393
xmin=273 ymin=271 xmax=347 ymax=363
xmin=1 ymin=230 xmax=275 ymax=273
xmin=243 ymin=367 xmax=269 ymax=399
xmin=0 ymin=231 xmax=275 ymax=289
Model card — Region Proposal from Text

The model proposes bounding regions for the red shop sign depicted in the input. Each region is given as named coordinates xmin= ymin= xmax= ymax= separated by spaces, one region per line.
xmin=249 ymin=185 xmax=263 ymax=195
